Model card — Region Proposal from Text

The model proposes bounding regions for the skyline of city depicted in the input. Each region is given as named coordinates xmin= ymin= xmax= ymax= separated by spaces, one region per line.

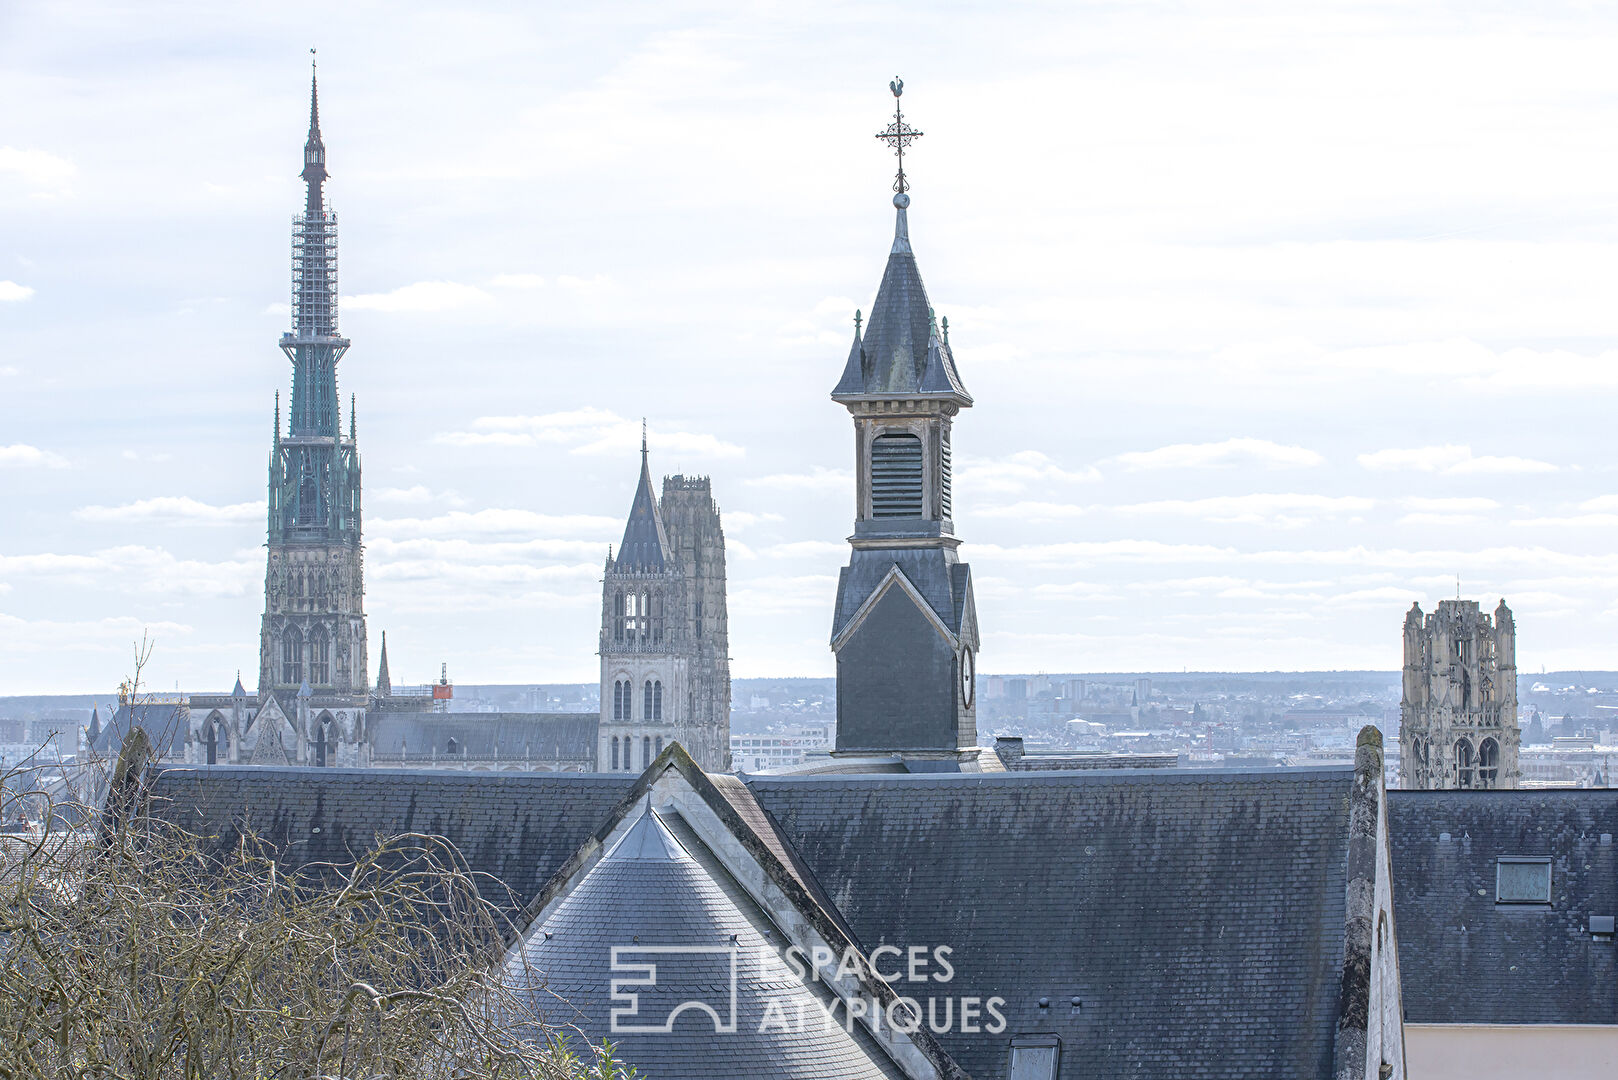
xmin=9 ymin=3 xmax=1618 ymax=694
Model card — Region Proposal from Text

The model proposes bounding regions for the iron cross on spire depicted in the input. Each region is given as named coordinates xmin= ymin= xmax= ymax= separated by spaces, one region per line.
xmin=875 ymin=77 xmax=923 ymax=197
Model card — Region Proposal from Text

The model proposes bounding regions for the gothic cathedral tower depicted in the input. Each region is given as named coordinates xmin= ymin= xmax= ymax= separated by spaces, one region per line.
xmin=1399 ymin=598 xmax=1520 ymax=789
xmin=830 ymin=82 xmax=982 ymax=768
xmin=257 ymin=62 xmax=370 ymax=758
xmin=598 ymin=432 xmax=730 ymax=772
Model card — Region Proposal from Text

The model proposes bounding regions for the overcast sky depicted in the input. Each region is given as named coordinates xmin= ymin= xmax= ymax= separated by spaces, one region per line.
xmin=4 ymin=1 xmax=1618 ymax=694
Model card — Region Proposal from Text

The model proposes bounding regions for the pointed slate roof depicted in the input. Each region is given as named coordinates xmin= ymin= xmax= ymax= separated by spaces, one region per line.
xmin=615 ymin=438 xmax=672 ymax=572
xmin=231 ymin=673 xmax=246 ymax=698
xmin=504 ymin=803 xmax=910 ymax=1080
xmin=833 ymin=204 xmax=970 ymax=403
xmin=375 ymin=631 xmax=391 ymax=697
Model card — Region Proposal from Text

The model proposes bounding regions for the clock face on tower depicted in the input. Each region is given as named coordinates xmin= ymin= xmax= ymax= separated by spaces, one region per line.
xmin=960 ymin=647 xmax=975 ymax=706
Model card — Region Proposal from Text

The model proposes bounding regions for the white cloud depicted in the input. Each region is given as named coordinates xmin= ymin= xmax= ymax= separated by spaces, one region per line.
xmin=490 ymin=273 xmax=545 ymax=289
xmin=1112 ymin=438 xmax=1324 ymax=471
xmin=723 ymin=511 xmax=785 ymax=529
xmin=345 ymin=281 xmax=494 ymax=313
xmin=73 ymin=497 xmax=259 ymax=525
xmin=556 ymin=274 xmax=612 ymax=293
xmin=1111 ymin=493 xmax=1373 ymax=526
xmin=0 ymin=281 xmax=35 ymax=302
xmin=374 ymin=485 xmax=465 ymax=506
xmin=437 ymin=407 xmax=744 ymax=459
xmin=1357 ymin=444 xmax=1557 ymax=475
xmin=957 ymin=450 xmax=1101 ymax=493
xmin=0 ymin=443 xmax=67 ymax=468
xmin=759 ymin=540 xmax=847 ymax=559
xmin=0 ymin=546 xmax=255 ymax=598
xmin=0 ymin=146 xmax=75 ymax=192
xmin=976 ymin=501 xmax=1086 ymax=521
xmin=370 ymin=509 xmax=619 ymax=538
xmin=1402 ymin=497 xmax=1500 ymax=513
xmin=743 ymin=467 xmax=851 ymax=492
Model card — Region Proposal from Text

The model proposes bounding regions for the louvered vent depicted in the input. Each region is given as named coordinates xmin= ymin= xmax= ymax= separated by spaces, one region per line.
xmin=940 ymin=431 xmax=953 ymax=518
xmin=871 ymin=433 xmax=924 ymax=518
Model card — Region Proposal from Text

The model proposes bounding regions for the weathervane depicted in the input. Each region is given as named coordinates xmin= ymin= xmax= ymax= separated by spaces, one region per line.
xmin=875 ymin=77 xmax=923 ymax=199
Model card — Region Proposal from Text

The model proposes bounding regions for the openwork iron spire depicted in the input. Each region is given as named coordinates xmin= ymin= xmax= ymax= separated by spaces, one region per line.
xmin=875 ymin=77 xmax=923 ymax=200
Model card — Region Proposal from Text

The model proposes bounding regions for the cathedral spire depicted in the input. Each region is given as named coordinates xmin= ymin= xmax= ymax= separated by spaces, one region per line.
xmin=301 ymin=50 xmax=328 ymax=215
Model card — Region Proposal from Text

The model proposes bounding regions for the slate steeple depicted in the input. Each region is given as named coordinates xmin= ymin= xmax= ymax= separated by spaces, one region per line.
xmin=829 ymin=80 xmax=982 ymax=767
xmin=615 ymin=423 xmax=672 ymax=572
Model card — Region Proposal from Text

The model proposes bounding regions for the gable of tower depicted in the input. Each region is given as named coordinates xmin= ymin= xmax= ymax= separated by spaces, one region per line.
xmin=835 ymin=575 xmax=961 ymax=752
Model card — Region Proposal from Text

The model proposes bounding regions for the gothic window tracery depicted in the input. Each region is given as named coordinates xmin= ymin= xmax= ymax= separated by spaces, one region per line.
xmin=309 ymin=627 xmax=330 ymax=684
xmin=281 ymin=630 xmax=304 ymax=685
xmin=653 ymin=680 xmax=663 ymax=720
xmin=643 ymin=735 xmax=652 ymax=764
xmin=1455 ymin=738 xmax=1476 ymax=789
xmin=611 ymin=736 xmax=619 ymax=770
xmin=1479 ymin=737 xmax=1500 ymax=786
xmin=643 ymin=680 xmax=653 ymax=721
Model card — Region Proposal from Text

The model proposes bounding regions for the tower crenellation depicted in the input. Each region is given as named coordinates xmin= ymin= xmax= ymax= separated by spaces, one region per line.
xmin=1399 ymin=598 xmax=1520 ymax=789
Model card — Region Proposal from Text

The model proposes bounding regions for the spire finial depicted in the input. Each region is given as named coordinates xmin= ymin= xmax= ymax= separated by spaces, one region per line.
xmin=929 ymin=307 xmax=938 ymax=339
xmin=853 ymin=309 xmax=862 ymax=337
xmin=350 ymin=392 xmax=356 ymax=439
xmin=301 ymin=51 xmax=329 ymax=200
xmin=941 ymin=315 xmax=949 ymax=346
xmin=641 ymin=418 xmax=648 ymax=457
xmin=876 ymin=77 xmax=923 ymax=206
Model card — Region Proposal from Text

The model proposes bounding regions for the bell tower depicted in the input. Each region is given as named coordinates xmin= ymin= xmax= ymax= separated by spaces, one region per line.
xmin=829 ymin=80 xmax=982 ymax=767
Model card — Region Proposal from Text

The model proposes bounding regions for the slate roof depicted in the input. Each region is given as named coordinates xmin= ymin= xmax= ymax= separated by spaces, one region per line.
xmin=140 ymin=763 xmax=1363 ymax=1079
xmin=749 ymin=768 xmax=1356 ymax=1080
xmin=368 ymin=711 xmax=597 ymax=761
xmin=832 ymin=207 xmax=969 ymax=402
xmin=615 ymin=447 xmax=672 ymax=572
xmin=832 ymin=549 xmax=971 ymax=641
xmin=90 ymin=702 xmax=188 ymax=760
xmin=144 ymin=766 xmax=635 ymax=915
xmin=1387 ymin=788 xmax=1618 ymax=1025
xmin=505 ymin=806 xmax=908 ymax=1079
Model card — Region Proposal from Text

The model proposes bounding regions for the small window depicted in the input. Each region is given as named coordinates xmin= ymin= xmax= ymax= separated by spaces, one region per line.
xmin=1008 ymin=1035 xmax=1060 ymax=1080
xmin=1497 ymin=856 xmax=1552 ymax=904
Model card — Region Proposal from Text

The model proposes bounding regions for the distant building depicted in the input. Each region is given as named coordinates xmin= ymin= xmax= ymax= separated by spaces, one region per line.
xmin=730 ymin=727 xmax=832 ymax=772
xmin=1399 ymin=599 xmax=1520 ymax=789
xmin=597 ymin=434 xmax=731 ymax=773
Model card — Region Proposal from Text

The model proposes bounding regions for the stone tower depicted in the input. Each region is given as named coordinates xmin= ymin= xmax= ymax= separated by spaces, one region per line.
xmin=829 ymin=82 xmax=982 ymax=768
xmin=659 ymin=473 xmax=731 ymax=761
xmin=1399 ymin=598 xmax=1519 ymax=789
xmin=256 ymin=63 xmax=370 ymax=764
xmin=598 ymin=433 xmax=730 ymax=772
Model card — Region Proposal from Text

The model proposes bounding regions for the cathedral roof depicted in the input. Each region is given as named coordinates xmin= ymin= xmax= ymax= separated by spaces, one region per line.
xmin=615 ymin=435 xmax=673 ymax=572
xmin=832 ymin=204 xmax=970 ymax=403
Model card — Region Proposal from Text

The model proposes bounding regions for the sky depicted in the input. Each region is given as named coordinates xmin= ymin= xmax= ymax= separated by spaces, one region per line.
xmin=4 ymin=1 xmax=1618 ymax=694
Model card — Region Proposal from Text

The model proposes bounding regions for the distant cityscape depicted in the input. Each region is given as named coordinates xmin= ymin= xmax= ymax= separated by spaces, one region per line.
xmin=9 ymin=668 xmax=1618 ymax=786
